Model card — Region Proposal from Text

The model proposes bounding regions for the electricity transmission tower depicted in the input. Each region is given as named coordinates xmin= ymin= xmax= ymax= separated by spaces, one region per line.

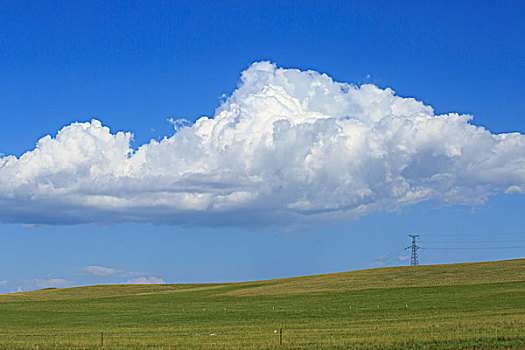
xmin=405 ymin=234 xmax=421 ymax=266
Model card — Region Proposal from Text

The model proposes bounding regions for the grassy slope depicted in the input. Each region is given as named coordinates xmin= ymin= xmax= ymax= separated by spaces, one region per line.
xmin=0 ymin=259 xmax=524 ymax=349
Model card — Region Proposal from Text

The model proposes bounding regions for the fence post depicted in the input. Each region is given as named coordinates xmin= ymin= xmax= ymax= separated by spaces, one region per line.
xmin=101 ymin=332 xmax=104 ymax=347
xmin=279 ymin=328 xmax=282 ymax=346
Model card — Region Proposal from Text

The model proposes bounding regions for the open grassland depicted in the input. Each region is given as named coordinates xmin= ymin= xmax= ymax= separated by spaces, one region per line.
xmin=0 ymin=259 xmax=524 ymax=349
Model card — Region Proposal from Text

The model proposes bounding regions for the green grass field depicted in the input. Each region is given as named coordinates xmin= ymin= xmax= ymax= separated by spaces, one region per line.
xmin=0 ymin=259 xmax=524 ymax=349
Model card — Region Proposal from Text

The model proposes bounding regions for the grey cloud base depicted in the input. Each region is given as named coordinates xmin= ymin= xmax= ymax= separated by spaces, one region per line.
xmin=1 ymin=62 xmax=524 ymax=226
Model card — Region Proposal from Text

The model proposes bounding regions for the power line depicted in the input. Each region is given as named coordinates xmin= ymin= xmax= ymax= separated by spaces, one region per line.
xmin=425 ymin=246 xmax=525 ymax=250
xmin=423 ymin=231 xmax=525 ymax=239
xmin=421 ymin=239 xmax=525 ymax=244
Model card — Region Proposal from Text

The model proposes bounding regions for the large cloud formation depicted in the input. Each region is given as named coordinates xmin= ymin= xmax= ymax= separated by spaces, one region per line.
xmin=1 ymin=62 xmax=524 ymax=226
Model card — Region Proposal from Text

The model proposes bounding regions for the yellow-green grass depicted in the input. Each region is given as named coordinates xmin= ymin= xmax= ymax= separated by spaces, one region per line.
xmin=0 ymin=259 xmax=524 ymax=349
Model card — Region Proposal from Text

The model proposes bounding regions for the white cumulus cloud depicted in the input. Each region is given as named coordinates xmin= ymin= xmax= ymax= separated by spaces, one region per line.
xmin=0 ymin=61 xmax=524 ymax=227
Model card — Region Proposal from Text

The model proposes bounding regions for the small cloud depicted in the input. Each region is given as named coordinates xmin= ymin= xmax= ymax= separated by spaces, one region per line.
xmin=167 ymin=117 xmax=190 ymax=131
xmin=81 ymin=265 xmax=164 ymax=285
xmin=21 ymin=224 xmax=37 ymax=228
xmin=0 ymin=280 xmax=7 ymax=286
xmin=398 ymin=255 xmax=409 ymax=261
xmin=33 ymin=278 xmax=71 ymax=288
xmin=505 ymin=185 xmax=525 ymax=194
xmin=84 ymin=266 xmax=119 ymax=276
xmin=368 ymin=254 xmax=387 ymax=267
xmin=126 ymin=276 xmax=165 ymax=284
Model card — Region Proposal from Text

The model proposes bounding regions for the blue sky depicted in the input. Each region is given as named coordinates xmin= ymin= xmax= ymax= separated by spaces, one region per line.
xmin=0 ymin=1 xmax=524 ymax=292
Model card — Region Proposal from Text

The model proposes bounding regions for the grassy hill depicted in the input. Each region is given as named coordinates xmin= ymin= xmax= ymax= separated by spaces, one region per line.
xmin=0 ymin=259 xmax=524 ymax=349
